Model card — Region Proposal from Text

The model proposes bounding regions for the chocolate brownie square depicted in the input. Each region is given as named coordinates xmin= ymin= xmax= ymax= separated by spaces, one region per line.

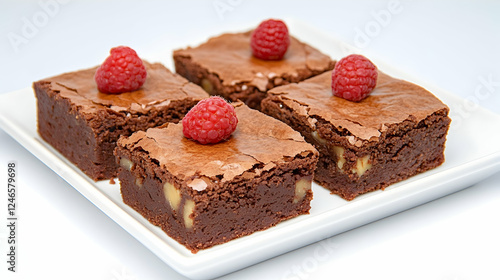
xmin=173 ymin=31 xmax=335 ymax=109
xmin=34 ymin=62 xmax=209 ymax=181
xmin=261 ymin=70 xmax=451 ymax=200
xmin=114 ymin=103 xmax=318 ymax=252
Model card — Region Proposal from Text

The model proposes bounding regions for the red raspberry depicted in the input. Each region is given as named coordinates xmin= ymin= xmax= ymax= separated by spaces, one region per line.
xmin=95 ymin=46 xmax=147 ymax=94
xmin=331 ymin=54 xmax=378 ymax=102
xmin=251 ymin=19 xmax=290 ymax=60
xmin=182 ymin=96 xmax=238 ymax=144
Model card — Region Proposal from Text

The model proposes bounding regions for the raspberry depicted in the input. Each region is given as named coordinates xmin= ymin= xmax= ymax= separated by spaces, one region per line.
xmin=331 ymin=54 xmax=378 ymax=102
xmin=182 ymin=96 xmax=238 ymax=144
xmin=251 ymin=19 xmax=290 ymax=60
xmin=95 ymin=46 xmax=147 ymax=94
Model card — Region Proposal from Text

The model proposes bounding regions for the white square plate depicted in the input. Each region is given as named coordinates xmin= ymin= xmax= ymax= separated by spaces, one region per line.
xmin=1 ymin=20 xmax=499 ymax=279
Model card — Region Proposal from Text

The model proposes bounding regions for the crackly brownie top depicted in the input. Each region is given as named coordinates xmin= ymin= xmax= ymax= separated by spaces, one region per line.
xmin=173 ymin=31 xmax=334 ymax=91
xmin=39 ymin=61 xmax=208 ymax=114
xmin=118 ymin=103 xmax=317 ymax=188
xmin=267 ymin=70 xmax=449 ymax=143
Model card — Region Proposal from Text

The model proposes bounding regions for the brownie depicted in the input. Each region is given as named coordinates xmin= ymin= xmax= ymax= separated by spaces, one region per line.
xmin=261 ymin=70 xmax=451 ymax=200
xmin=173 ymin=31 xmax=335 ymax=109
xmin=34 ymin=62 xmax=209 ymax=181
xmin=114 ymin=103 xmax=318 ymax=253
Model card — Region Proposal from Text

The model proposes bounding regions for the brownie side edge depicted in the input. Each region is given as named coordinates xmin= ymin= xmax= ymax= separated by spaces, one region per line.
xmin=34 ymin=81 xmax=113 ymax=180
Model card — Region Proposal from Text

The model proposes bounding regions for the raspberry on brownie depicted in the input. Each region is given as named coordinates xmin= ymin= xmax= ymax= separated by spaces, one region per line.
xmin=251 ymin=19 xmax=290 ymax=60
xmin=262 ymin=68 xmax=451 ymax=200
xmin=95 ymin=46 xmax=147 ymax=93
xmin=34 ymin=58 xmax=209 ymax=181
xmin=182 ymin=96 xmax=238 ymax=144
xmin=173 ymin=20 xmax=335 ymax=109
xmin=114 ymin=102 xmax=318 ymax=252
xmin=331 ymin=54 xmax=378 ymax=102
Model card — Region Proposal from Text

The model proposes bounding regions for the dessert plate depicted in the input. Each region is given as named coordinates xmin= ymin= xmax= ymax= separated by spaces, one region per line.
xmin=1 ymin=20 xmax=500 ymax=279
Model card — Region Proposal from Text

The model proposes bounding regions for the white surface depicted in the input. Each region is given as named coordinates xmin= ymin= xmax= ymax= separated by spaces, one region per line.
xmin=1 ymin=1 xmax=499 ymax=280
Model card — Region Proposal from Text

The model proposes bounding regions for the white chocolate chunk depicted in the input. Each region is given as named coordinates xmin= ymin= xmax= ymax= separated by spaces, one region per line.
xmin=135 ymin=177 xmax=143 ymax=188
xmin=119 ymin=158 xmax=133 ymax=171
xmin=353 ymin=155 xmax=372 ymax=177
xmin=201 ymin=78 xmax=213 ymax=94
xmin=346 ymin=136 xmax=356 ymax=145
xmin=163 ymin=182 xmax=181 ymax=211
xmin=332 ymin=146 xmax=346 ymax=171
xmin=311 ymin=131 xmax=327 ymax=145
xmin=183 ymin=199 xmax=195 ymax=229
xmin=294 ymin=178 xmax=312 ymax=203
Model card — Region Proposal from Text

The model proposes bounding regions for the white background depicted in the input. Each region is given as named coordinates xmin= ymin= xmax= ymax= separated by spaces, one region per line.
xmin=1 ymin=0 xmax=499 ymax=279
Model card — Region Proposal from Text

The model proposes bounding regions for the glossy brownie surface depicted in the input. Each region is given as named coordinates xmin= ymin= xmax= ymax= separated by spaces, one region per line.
xmin=123 ymin=103 xmax=315 ymax=182
xmin=266 ymin=70 xmax=449 ymax=143
xmin=44 ymin=62 xmax=208 ymax=115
